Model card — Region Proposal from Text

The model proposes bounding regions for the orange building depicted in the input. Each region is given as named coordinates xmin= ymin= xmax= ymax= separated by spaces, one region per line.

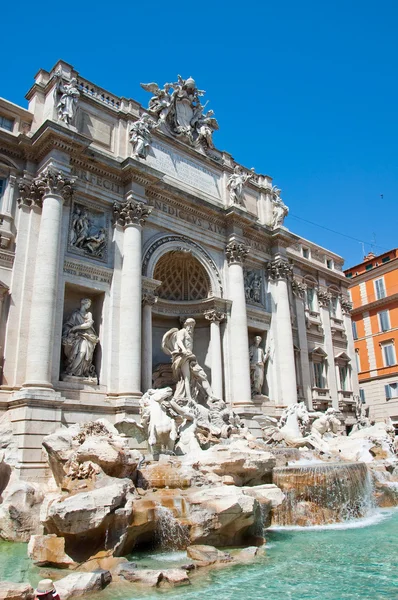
xmin=345 ymin=249 xmax=398 ymax=430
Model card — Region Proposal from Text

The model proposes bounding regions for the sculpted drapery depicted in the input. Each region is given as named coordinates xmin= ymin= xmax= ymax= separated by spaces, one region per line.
xmin=62 ymin=298 xmax=99 ymax=378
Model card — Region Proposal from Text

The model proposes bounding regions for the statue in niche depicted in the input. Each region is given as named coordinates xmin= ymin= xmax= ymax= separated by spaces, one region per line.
xmin=69 ymin=204 xmax=107 ymax=260
xmin=141 ymin=75 xmax=218 ymax=150
xmin=244 ymin=271 xmax=262 ymax=304
xmin=271 ymin=186 xmax=289 ymax=228
xmin=249 ymin=335 xmax=269 ymax=396
xmin=55 ymin=72 xmax=80 ymax=125
xmin=162 ymin=318 xmax=215 ymax=404
xmin=227 ymin=166 xmax=255 ymax=206
xmin=62 ymin=298 xmax=99 ymax=380
xmin=130 ymin=114 xmax=159 ymax=159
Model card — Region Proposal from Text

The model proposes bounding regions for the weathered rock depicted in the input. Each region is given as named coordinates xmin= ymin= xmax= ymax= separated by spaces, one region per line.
xmin=0 ymin=582 xmax=34 ymax=600
xmin=187 ymin=544 xmax=232 ymax=566
xmin=75 ymin=436 xmax=141 ymax=479
xmin=186 ymin=486 xmax=259 ymax=546
xmin=242 ymin=484 xmax=285 ymax=528
xmin=77 ymin=550 xmax=129 ymax=573
xmin=0 ymin=478 xmax=43 ymax=541
xmin=55 ymin=570 xmax=111 ymax=600
xmin=42 ymin=425 xmax=81 ymax=485
xmin=159 ymin=568 xmax=190 ymax=587
xmin=27 ymin=534 xmax=76 ymax=568
xmin=236 ymin=546 xmax=266 ymax=560
xmin=42 ymin=479 xmax=132 ymax=536
xmin=138 ymin=459 xmax=198 ymax=489
xmin=0 ymin=413 xmax=19 ymax=468
xmin=116 ymin=564 xmax=162 ymax=586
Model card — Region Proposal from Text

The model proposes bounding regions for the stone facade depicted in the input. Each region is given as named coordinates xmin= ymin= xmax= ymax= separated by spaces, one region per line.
xmin=0 ymin=60 xmax=358 ymax=479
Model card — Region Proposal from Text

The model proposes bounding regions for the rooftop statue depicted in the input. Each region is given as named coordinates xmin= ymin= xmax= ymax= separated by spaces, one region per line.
xmin=270 ymin=185 xmax=289 ymax=228
xmin=227 ymin=166 xmax=255 ymax=206
xmin=141 ymin=75 xmax=218 ymax=150
xmin=129 ymin=113 xmax=159 ymax=159
xmin=55 ymin=72 xmax=80 ymax=126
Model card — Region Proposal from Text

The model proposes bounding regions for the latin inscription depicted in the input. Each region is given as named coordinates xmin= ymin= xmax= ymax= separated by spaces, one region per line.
xmin=147 ymin=142 xmax=221 ymax=199
xmin=149 ymin=198 xmax=225 ymax=236
xmin=64 ymin=261 xmax=112 ymax=284
xmin=72 ymin=168 xmax=122 ymax=194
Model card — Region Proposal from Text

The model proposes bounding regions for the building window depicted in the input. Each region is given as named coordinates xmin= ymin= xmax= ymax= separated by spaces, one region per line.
xmin=379 ymin=310 xmax=390 ymax=332
xmin=339 ymin=365 xmax=350 ymax=391
xmin=330 ymin=295 xmax=339 ymax=317
xmin=385 ymin=382 xmax=398 ymax=400
xmin=346 ymin=272 xmax=352 ymax=278
xmin=365 ymin=264 xmax=373 ymax=271
xmin=355 ymin=350 xmax=361 ymax=372
xmin=0 ymin=116 xmax=13 ymax=132
xmin=326 ymin=259 xmax=333 ymax=269
xmin=0 ymin=179 xmax=4 ymax=199
xmin=359 ymin=388 xmax=365 ymax=403
xmin=306 ymin=287 xmax=316 ymax=311
xmin=302 ymin=247 xmax=310 ymax=259
xmin=313 ymin=362 xmax=326 ymax=388
xmin=382 ymin=342 xmax=396 ymax=367
xmin=352 ymin=321 xmax=358 ymax=340
xmin=374 ymin=278 xmax=386 ymax=300
xmin=382 ymin=256 xmax=390 ymax=264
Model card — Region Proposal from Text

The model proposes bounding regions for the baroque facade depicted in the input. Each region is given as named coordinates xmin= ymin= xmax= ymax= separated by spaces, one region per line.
xmin=345 ymin=249 xmax=398 ymax=430
xmin=0 ymin=61 xmax=358 ymax=479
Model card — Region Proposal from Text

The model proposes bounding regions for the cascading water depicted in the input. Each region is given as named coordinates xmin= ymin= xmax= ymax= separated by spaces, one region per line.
xmin=154 ymin=505 xmax=190 ymax=550
xmin=272 ymin=462 xmax=375 ymax=526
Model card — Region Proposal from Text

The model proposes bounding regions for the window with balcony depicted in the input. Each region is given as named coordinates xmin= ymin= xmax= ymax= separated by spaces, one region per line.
xmin=374 ymin=278 xmax=386 ymax=300
xmin=379 ymin=310 xmax=390 ymax=332
xmin=382 ymin=342 xmax=396 ymax=367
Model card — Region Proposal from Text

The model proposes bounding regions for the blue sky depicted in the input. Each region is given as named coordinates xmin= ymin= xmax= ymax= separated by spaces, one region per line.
xmin=1 ymin=0 xmax=397 ymax=268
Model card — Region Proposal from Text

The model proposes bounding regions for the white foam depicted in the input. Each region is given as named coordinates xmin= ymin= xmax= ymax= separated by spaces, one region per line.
xmin=267 ymin=508 xmax=398 ymax=532
xmin=146 ymin=551 xmax=187 ymax=562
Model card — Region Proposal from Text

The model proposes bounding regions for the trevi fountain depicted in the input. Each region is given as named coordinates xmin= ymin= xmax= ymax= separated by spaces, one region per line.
xmin=0 ymin=62 xmax=396 ymax=599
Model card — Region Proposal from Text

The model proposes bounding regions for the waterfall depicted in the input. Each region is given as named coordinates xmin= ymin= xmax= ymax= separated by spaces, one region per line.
xmin=272 ymin=462 xmax=375 ymax=526
xmin=154 ymin=505 xmax=190 ymax=550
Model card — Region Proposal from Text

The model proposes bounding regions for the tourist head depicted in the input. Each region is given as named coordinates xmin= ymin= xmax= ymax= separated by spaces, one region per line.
xmin=35 ymin=579 xmax=56 ymax=599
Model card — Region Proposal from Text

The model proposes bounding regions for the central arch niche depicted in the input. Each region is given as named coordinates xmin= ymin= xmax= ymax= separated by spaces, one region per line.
xmin=154 ymin=250 xmax=211 ymax=301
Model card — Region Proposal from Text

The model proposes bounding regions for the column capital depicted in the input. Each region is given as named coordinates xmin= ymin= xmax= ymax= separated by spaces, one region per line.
xmin=142 ymin=291 xmax=158 ymax=306
xmin=265 ymin=258 xmax=293 ymax=280
xmin=341 ymin=298 xmax=352 ymax=315
xmin=318 ymin=288 xmax=332 ymax=308
xmin=225 ymin=241 xmax=250 ymax=265
xmin=204 ymin=309 xmax=226 ymax=323
xmin=113 ymin=200 xmax=152 ymax=228
xmin=18 ymin=168 xmax=75 ymax=208
xmin=291 ymin=278 xmax=307 ymax=299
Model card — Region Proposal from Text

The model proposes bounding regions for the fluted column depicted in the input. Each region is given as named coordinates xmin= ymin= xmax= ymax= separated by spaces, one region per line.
xmin=141 ymin=291 xmax=157 ymax=392
xmin=225 ymin=242 xmax=252 ymax=406
xmin=292 ymin=278 xmax=313 ymax=409
xmin=266 ymin=259 xmax=297 ymax=405
xmin=114 ymin=199 xmax=151 ymax=400
xmin=23 ymin=168 xmax=75 ymax=388
xmin=204 ymin=309 xmax=226 ymax=400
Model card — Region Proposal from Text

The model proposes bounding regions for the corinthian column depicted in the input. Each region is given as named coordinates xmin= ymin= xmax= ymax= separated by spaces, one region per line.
xmin=225 ymin=242 xmax=252 ymax=407
xmin=141 ymin=291 xmax=157 ymax=392
xmin=23 ymin=168 xmax=75 ymax=388
xmin=204 ymin=309 xmax=226 ymax=400
xmin=266 ymin=259 xmax=297 ymax=405
xmin=114 ymin=198 xmax=151 ymax=401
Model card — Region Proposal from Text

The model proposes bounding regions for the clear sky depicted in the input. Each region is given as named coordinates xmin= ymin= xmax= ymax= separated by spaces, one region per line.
xmin=1 ymin=0 xmax=397 ymax=268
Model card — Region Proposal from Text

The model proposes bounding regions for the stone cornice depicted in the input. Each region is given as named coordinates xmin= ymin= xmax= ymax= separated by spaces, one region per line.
xmin=113 ymin=199 xmax=152 ymax=227
xmin=153 ymin=296 xmax=231 ymax=318
xmin=18 ymin=120 xmax=92 ymax=162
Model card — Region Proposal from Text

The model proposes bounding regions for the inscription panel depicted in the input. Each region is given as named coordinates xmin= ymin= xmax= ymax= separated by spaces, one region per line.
xmin=147 ymin=142 xmax=222 ymax=200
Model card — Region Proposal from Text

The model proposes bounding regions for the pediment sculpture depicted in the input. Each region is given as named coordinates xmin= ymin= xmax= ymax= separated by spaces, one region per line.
xmin=141 ymin=75 xmax=219 ymax=150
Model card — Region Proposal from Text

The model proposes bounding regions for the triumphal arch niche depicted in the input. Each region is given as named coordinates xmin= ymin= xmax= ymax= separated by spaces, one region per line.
xmin=0 ymin=60 xmax=357 ymax=479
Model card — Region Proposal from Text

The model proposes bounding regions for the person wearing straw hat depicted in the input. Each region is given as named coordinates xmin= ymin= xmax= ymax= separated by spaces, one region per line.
xmin=35 ymin=579 xmax=60 ymax=600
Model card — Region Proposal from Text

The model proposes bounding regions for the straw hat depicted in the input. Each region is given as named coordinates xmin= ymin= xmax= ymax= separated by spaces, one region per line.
xmin=36 ymin=579 xmax=55 ymax=596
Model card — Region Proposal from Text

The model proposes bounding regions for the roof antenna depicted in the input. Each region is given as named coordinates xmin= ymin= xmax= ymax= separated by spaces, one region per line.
xmin=360 ymin=242 xmax=366 ymax=260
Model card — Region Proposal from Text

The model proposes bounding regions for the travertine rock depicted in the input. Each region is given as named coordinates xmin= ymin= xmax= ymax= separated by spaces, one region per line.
xmin=75 ymin=436 xmax=141 ymax=478
xmin=55 ymin=570 xmax=112 ymax=600
xmin=27 ymin=534 xmax=75 ymax=568
xmin=186 ymin=544 xmax=232 ymax=566
xmin=116 ymin=564 xmax=162 ymax=587
xmin=159 ymin=568 xmax=190 ymax=587
xmin=236 ymin=546 xmax=266 ymax=560
xmin=0 ymin=479 xmax=43 ymax=541
xmin=42 ymin=479 xmax=132 ymax=536
xmin=0 ymin=583 xmax=34 ymax=600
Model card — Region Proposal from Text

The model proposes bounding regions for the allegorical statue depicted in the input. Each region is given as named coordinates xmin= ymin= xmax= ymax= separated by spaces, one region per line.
xmin=69 ymin=205 xmax=107 ymax=259
xmin=162 ymin=318 xmax=215 ymax=403
xmin=227 ymin=166 xmax=255 ymax=206
xmin=55 ymin=72 xmax=80 ymax=125
xmin=249 ymin=335 xmax=269 ymax=396
xmin=62 ymin=299 xmax=99 ymax=379
xmin=141 ymin=75 xmax=218 ymax=150
xmin=271 ymin=186 xmax=289 ymax=228
xmin=129 ymin=114 xmax=158 ymax=159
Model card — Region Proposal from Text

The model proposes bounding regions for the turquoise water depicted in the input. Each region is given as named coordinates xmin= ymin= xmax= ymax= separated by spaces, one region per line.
xmin=1 ymin=510 xmax=397 ymax=599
